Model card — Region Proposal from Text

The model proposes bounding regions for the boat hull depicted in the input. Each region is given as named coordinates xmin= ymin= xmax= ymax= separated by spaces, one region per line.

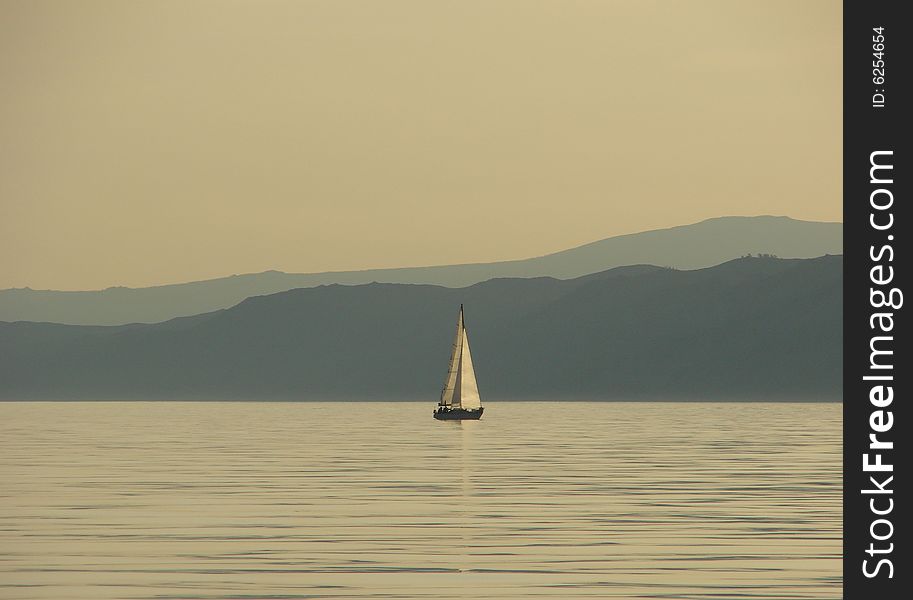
xmin=433 ymin=407 xmax=484 ymax=421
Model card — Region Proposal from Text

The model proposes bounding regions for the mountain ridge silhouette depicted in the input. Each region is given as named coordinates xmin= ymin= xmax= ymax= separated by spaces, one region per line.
xmin=0 ymin=255 xmax=842 ymax=401
xmin=1 ymin=215 xmax=841 ymax=325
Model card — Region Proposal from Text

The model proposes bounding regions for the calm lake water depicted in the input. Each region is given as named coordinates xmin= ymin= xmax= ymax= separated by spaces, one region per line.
xmin=0 ymin=402 xmax=841 ymax=599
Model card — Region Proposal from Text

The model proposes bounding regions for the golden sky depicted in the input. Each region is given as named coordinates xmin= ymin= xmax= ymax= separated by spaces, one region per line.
xmin=0 ymin=0 xmax=841 ymax=290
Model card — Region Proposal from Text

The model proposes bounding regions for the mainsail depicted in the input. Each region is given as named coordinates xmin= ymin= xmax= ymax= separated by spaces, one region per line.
xmin=439 ymin=305 xmax=481 ymax=410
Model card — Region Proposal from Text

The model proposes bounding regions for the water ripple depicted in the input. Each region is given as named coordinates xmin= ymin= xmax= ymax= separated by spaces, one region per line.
xmin=0 ymin=401 xmax=841 ymax=599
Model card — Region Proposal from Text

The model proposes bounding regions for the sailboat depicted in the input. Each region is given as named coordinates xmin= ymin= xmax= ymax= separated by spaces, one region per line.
xmin=434 ymin=305 xmax=484 ymax=420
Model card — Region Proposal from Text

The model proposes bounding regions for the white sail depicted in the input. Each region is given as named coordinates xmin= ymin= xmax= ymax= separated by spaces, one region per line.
xmin=457 ymin=328 xmax=481 ymax=409
xmin=439 ymin=306 xmax=482 ymax=410
xmin=439 ymin=308 xmax=463 ymax=407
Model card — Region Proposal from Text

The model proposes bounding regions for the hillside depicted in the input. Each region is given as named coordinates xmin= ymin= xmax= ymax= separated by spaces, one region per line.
xmin=0 ymin=256 xmax=842 ymax=401
xmin=0 ymin=216 xmax=841 ymax=325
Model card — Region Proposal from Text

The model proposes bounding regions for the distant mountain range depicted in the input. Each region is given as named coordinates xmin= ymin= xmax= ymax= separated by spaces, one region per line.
xmin=0 ymin=255 xmax=842 ymax=401
xmin=0 ymin=216 xmax=841 ymax=325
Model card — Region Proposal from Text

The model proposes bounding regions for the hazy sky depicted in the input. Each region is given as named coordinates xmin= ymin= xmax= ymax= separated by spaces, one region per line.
xmin=1 ymin=0 xmax=841 ymax=290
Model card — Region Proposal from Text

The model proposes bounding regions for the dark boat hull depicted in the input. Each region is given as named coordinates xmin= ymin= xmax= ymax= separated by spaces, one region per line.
xmin=433 ymin=407 xmax=484 ymax=421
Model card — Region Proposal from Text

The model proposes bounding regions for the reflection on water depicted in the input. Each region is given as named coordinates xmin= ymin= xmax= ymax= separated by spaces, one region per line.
xmin=0 ymin=402 xmax=840 ymax=599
